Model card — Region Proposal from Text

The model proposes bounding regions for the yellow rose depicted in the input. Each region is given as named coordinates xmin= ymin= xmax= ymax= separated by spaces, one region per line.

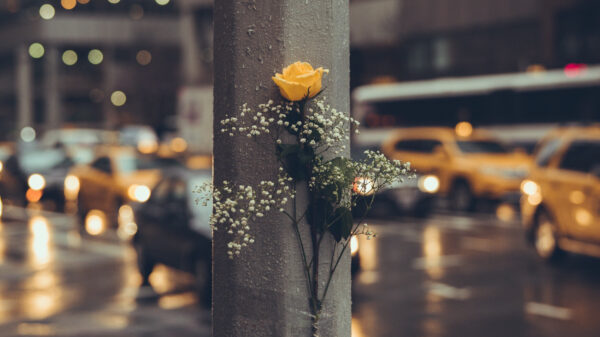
xmin=272 ymin=61 xmax=328 ymax=101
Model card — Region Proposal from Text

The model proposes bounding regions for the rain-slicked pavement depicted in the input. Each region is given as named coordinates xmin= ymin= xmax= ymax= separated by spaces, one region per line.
xmin=352 ymin=212 xmax=600 ymax=337
xmin=3 ymin=206 xmax=600 ymax=337
xmin=0 ymin=206 xmax=209 ymax=337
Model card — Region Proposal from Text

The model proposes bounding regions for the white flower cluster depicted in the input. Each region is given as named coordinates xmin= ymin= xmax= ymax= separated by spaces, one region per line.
xmin=352 ymin=150 xmax=414 ymax=190
xmin=217 ymin=99 xmax=359 ymax=156
xmin=219 ymin=100 xmax=294 ymax=138
xmin=302 ymin=100 xmax=360 ymax=154
xmin=209 ymin=169 xmax=294 ymax=258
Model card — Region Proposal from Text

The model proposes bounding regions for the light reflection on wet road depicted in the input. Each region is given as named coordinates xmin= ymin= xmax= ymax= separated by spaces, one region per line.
xmin=3 ymin=204 xmax=600 ymax=336
xmin=352 ymin=213 xmax=600 ymax=337
xmin=0 ymin=205 xmax=209 ymax=337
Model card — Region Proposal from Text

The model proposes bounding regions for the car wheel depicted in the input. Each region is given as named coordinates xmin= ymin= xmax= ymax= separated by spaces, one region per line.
xmin=194 ymin=256 xmax=211 ymax=307
xmin=449 ymin=180 xmax=474 ymax=212
xmin=534 ymin=211 xmax=563 ymax=262
xmin=135 ymin=243 xmax=155 ymax=285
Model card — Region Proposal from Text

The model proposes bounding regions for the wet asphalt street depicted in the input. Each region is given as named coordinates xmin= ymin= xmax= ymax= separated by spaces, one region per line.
xmin=352 ymin=212 xmax=600 ymax=337
xmin=0 ymin=206 xmax=209 ymax=337
xmin=2 ymin=205 xmax=600 ymax=337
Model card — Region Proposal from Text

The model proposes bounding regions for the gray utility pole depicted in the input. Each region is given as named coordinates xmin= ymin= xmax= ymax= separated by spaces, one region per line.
xmin=44 ymin=46 xmax=61 ymax=130
xmin=213 ymin=1 xmax=351 ymax=337
xmin=16 ymin=44 xmax=33 ymax=131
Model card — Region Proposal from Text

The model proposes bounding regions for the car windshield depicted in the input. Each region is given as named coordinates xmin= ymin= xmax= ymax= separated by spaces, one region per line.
xmin=456 ymin=140 xmax=508 ymax=154
xmin=115 ymin=154 xmax=155 ymax=173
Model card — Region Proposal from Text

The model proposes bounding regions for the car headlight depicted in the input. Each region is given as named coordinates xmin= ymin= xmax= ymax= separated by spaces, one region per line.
xmin=520 ymin=179 xmax=539 ymax=196
xmin=64 ymin=175 xmax=80 ymax=200
xmin=418 ymin=175 xmax=440 ymax=193
xmin=127 ymin=184 xmax=151 ymax=203
xmin=350 ymin=235 xmax=359 ymax=256
xmin=28 ymin=174 xmax=46 ymax=191
xmin=353 ymin=177 xmax=375 ymax=196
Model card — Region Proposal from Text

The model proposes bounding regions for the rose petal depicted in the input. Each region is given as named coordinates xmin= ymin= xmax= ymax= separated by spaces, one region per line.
xmin=283 ymin=62 xmax=315 ymax=81
xmin=272 ymin=75 xmax=309 ymax=101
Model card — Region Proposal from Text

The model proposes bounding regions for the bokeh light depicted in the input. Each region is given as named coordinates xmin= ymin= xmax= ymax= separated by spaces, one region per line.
xmin=85 ymin=210 xmax=106 ymax=236
xmin=170 ymin=137 xmax=188 ymax=152
xmin=28 ymin=43 xmax=45 ymax=59
xmin=108 ymin=0 xmax=120 ymax=4
xmin=62 ymin=50 xmax=78 ymax=66
xmin=136 ymin=50 xmax=152 ymax=66
xmin=20 ymin=126 xmax=36 ymax=142
xmin=455 ymin=121 xmax=473 ymax=138
xmin=39 ymin=4 xmax=55 ymax=20
xmin=155 ymin=0 xmax=170 ymax=5
xmin=77 ymin=0 xmax=90 ymax=3
xmin=111 ymin=91 xmax=127 ymax=106
xmin=87 ymin=49 xmax=103 ymax=65
xmin=61 ymin=0 xmax=76 ymax=10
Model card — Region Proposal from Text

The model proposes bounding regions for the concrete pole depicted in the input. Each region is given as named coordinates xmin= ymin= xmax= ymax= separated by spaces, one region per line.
xmin=44 ymin=46 xmax=61 ymax=130
xmin=16 ymin=44 xmax=33 ymax=131
xmin=213 ymin=1 xmax=350 ymax=337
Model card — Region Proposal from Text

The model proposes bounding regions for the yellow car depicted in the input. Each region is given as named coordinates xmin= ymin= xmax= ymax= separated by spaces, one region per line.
xmin=68 ymin=146 xmax=162 ymax=227
xmin=520 ymin=126 xmax=600 ymax=261
xmin=381 ymin=127 xmax=531 ymax=211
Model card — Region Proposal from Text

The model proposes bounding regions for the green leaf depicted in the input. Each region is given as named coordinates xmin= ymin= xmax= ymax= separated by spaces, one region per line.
xmin=308 ymin=197 xmax=334 ymax=233
xmin=277 ymin=144 xmax=314 ymax=181
xmin=328 ymin=207 xmax=353 ymax=242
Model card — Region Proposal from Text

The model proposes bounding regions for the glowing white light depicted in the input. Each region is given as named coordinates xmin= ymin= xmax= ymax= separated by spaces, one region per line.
xmin=28 ymin=174 xmax=46 ymax=191
xmin=350 ymin=236 xmax=359 ymax=256
xmin=29 ymin=43 xmax=45 ymax=59
xmin=128 ymin=185 xmax=151 ymax=203
xmin=419 ymin=175 xmax=440 ymax=193
xmin=521 ymin=180 xmax=539 ymax=196
xmin=20 ymin=126 xmax=36 ymax=142
xmin=39 ymin=4 xmax=55 ymax=20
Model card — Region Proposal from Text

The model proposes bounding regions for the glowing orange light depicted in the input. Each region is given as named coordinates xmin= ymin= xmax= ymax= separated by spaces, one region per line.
xmin=61 ymin=0 xmax=76 ymax=10
xmin=26 ymin=189 xmax=43 ymax=203
xmin=170 ymin=137 xmax=188 ymax=153
xmin=455 ymin=121 xmax=473 ymax=138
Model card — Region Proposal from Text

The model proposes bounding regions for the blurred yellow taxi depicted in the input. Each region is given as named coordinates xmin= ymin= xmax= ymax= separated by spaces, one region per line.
xmin=521 ymin=125 xmax=600 ymax=261
xmin=381 ymin=126 xmax=531 ymax=211
xmin=69 ymin=146 xmax=162 ymax=226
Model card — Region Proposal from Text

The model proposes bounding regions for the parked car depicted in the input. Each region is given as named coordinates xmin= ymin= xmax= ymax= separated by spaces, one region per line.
xmin=69 ymin=146 xmax=162 ymax=227
xmin=0 ymin=143 xmax=76 ymax=210
xmin=520 ymin=125 xmax=600 ymax=261
xmin=131 ymin=167 xmax=212 ymax=304
xmin=381 ymin=127 xmax=532 ymax=211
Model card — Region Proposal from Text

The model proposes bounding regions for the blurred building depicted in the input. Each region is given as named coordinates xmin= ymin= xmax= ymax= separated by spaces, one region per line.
xmin=350 ymin=0 xmax=600 ymax=87
xmin=0 ymin=0 xmax=212 ymax=141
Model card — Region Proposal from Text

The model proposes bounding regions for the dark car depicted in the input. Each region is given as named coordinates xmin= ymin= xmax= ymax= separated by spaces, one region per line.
xmin=0 ymin=145 xmax=74 ymax=210
xmin=132 ymin=168 xmax=212 ymax=304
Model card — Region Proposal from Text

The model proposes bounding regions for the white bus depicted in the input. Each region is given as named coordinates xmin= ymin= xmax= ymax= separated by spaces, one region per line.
xmin=352 ymin=65 xmax=600 ymax=150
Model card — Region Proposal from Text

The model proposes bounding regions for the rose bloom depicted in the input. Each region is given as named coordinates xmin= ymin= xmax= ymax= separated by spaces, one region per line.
xmin=272 ymin=62 xmax=328 ymax=101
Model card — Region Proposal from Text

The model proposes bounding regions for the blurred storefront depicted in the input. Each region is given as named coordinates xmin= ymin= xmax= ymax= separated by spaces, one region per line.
xmin=0 ymin=0 xmax=213 ymax=140
xmin=350 ymin=0 xmax=600 ymax=87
